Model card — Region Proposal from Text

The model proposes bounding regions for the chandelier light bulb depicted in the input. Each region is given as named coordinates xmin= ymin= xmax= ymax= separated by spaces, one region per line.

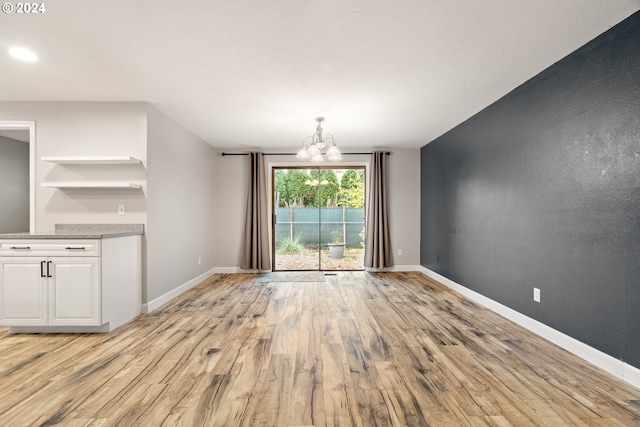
xmin=307 ymin=143 xmax=321 ymax=157
xmin=326 ymin=143 xmax=342 ymax=161
xmin=296 ymin=146 xmax=310 ymax=160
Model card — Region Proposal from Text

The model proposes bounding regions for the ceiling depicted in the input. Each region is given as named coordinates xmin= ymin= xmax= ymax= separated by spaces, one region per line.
xmin=1 ymin=1 xmax=638 ymax=150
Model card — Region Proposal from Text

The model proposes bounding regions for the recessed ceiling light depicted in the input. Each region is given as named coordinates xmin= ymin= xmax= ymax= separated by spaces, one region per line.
xmin=9 ymin=47 xmax=38 ymax=62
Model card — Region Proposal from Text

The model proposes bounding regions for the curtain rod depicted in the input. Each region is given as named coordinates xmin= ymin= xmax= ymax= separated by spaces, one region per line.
xmin=221 ymin=151 xmax=390 ymax=156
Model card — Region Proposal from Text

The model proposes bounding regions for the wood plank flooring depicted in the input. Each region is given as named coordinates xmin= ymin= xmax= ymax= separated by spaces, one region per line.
xmin=1 ymin=271 xmax=639 ymax=426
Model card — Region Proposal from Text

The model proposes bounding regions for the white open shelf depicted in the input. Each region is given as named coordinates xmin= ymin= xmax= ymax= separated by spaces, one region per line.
xmin=41 ymin=182 xmax=142 ymax=189
xmin=41 ymin=156 xmax=142 ymax=165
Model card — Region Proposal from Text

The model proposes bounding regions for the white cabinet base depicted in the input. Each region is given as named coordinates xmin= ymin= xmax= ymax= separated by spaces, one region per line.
xmin=0 ymin=235 xmax=141 ymax=333
xmin=8 ymin=325 xmax=111 ymax=333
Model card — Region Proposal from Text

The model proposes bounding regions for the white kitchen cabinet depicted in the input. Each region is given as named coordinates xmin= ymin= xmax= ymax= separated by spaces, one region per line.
xmin=49 ymin=257 xmax=100 ymax=326
xmin=0 ymin=258 xmax=47 ymax=325
xmin=0 ymin=257 xmax=100 ymax=326
xmin=0 ymin=235 xmax=141 ymax=333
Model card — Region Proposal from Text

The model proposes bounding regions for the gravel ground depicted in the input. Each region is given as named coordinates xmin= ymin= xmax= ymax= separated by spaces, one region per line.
xmin=274 ymin=247 xmax=364 ymax=270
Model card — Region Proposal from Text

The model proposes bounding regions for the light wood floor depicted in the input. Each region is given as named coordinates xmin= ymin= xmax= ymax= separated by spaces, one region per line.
xmin=1 ymin=272 xmax=639 ymax=426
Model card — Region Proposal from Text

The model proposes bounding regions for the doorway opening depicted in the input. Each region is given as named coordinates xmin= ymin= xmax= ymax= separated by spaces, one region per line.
xmin=272 ymin=166 xmax=365 ymax=271
xmin=0 ymin=121 xmax=35 ymax=233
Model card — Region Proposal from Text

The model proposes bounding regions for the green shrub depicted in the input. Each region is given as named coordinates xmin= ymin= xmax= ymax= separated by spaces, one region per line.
xmin=278 ymin=233 xmax=305 ymax=253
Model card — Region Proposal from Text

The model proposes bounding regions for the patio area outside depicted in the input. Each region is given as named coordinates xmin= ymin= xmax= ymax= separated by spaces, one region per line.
xmin=273 ymin=167 xmax=366 ymax=271
xmin=274 ymin=245 xmax=364 ymax=271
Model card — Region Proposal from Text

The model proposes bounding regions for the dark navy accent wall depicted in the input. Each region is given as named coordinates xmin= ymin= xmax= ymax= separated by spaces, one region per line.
xmin=420 ymin=11 xmax=640 ymax=368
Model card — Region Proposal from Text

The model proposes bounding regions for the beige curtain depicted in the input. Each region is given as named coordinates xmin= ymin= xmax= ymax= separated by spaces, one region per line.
xmin=364 ymin=151 xmax=393 ymax=268
xmin=240 ymin=152 xmax=271 ymax=270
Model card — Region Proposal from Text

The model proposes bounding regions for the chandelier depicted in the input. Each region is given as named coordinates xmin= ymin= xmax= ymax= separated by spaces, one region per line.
xmin=296 ymin=117 xmax=342 ymax=161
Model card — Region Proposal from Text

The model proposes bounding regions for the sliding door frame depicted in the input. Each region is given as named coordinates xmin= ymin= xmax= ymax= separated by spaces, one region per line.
xmin=270 ymin=164 xmax=367 ymax=272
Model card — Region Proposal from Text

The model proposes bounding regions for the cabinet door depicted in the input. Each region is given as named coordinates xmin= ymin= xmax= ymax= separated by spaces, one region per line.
xmin=49 ymin=257 xmax=101 ymax=326
xmin=0 ymin=258 xmax=48 ymax=326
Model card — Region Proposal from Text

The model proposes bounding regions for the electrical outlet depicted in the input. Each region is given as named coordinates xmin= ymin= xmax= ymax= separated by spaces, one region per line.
xmin=118 ymin=204 xmax=125 ymax=216
xmin=397 ymin=248 xmax=403 ymax=256
xmin=533 ymin=287 xmax=541 ymax=303
xmin=198 ymin=256 xmax=202 ymax=265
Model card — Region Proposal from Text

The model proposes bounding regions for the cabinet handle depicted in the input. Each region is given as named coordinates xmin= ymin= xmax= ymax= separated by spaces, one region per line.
xmin=65 ymin=247 xmax=86 ymax=250
xmin=40 ymin=261 xmax=45 ymax=278
xmin=10 ymin=246 xmax=31 ymax=250
xmin=47 ymin=261 xmax=52 ymax=278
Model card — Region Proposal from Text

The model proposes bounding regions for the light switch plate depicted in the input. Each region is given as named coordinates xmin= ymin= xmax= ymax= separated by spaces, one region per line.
xmin=533 ymin=287 xmax=541 ymax=303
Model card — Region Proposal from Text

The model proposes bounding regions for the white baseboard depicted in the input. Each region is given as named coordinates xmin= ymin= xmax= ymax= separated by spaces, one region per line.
xmin=142 ymin=268 xmax=217 ymax=313
xmin=418 ymin=265 xmax=640 ymax=389
xmin=216 ymin=266 xmax=419 ymax=273
xmin=213 ymin=267 xmax=270 ymax=274
xmin=213 ymin=266 xmax=245 ymax=274
xmin=365 ymin=264 xmax=418 ymax=272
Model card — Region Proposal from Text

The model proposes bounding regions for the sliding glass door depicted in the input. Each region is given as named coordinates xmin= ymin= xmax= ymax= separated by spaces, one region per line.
xmin=273 ymin=167 xmax=365 ymax=271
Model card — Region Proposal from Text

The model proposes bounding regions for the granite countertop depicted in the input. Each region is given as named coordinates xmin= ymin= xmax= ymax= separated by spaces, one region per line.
xmin=0 ymin=224 xmax=144 ymax=239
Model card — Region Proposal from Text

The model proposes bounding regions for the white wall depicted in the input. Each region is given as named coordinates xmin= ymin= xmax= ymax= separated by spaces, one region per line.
xmin=215 ymin=153 xmax=248 ymax=269
xmin=215 ymin=149 xmax=421 ymax=270
xmin=146 ymin=106 xmax=217 ymax=303
xmin=0 ymin=102 xmax=148 ymax=231
xmin=386 ymin=148 xmax=421 ymax=267
xmin=0 ymin=102 xmax=218 ymax=306
xmin=0 ymin=135 xmax=29 ymax=233
xmin=0 ymin=100 xmax=420 ymax=306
